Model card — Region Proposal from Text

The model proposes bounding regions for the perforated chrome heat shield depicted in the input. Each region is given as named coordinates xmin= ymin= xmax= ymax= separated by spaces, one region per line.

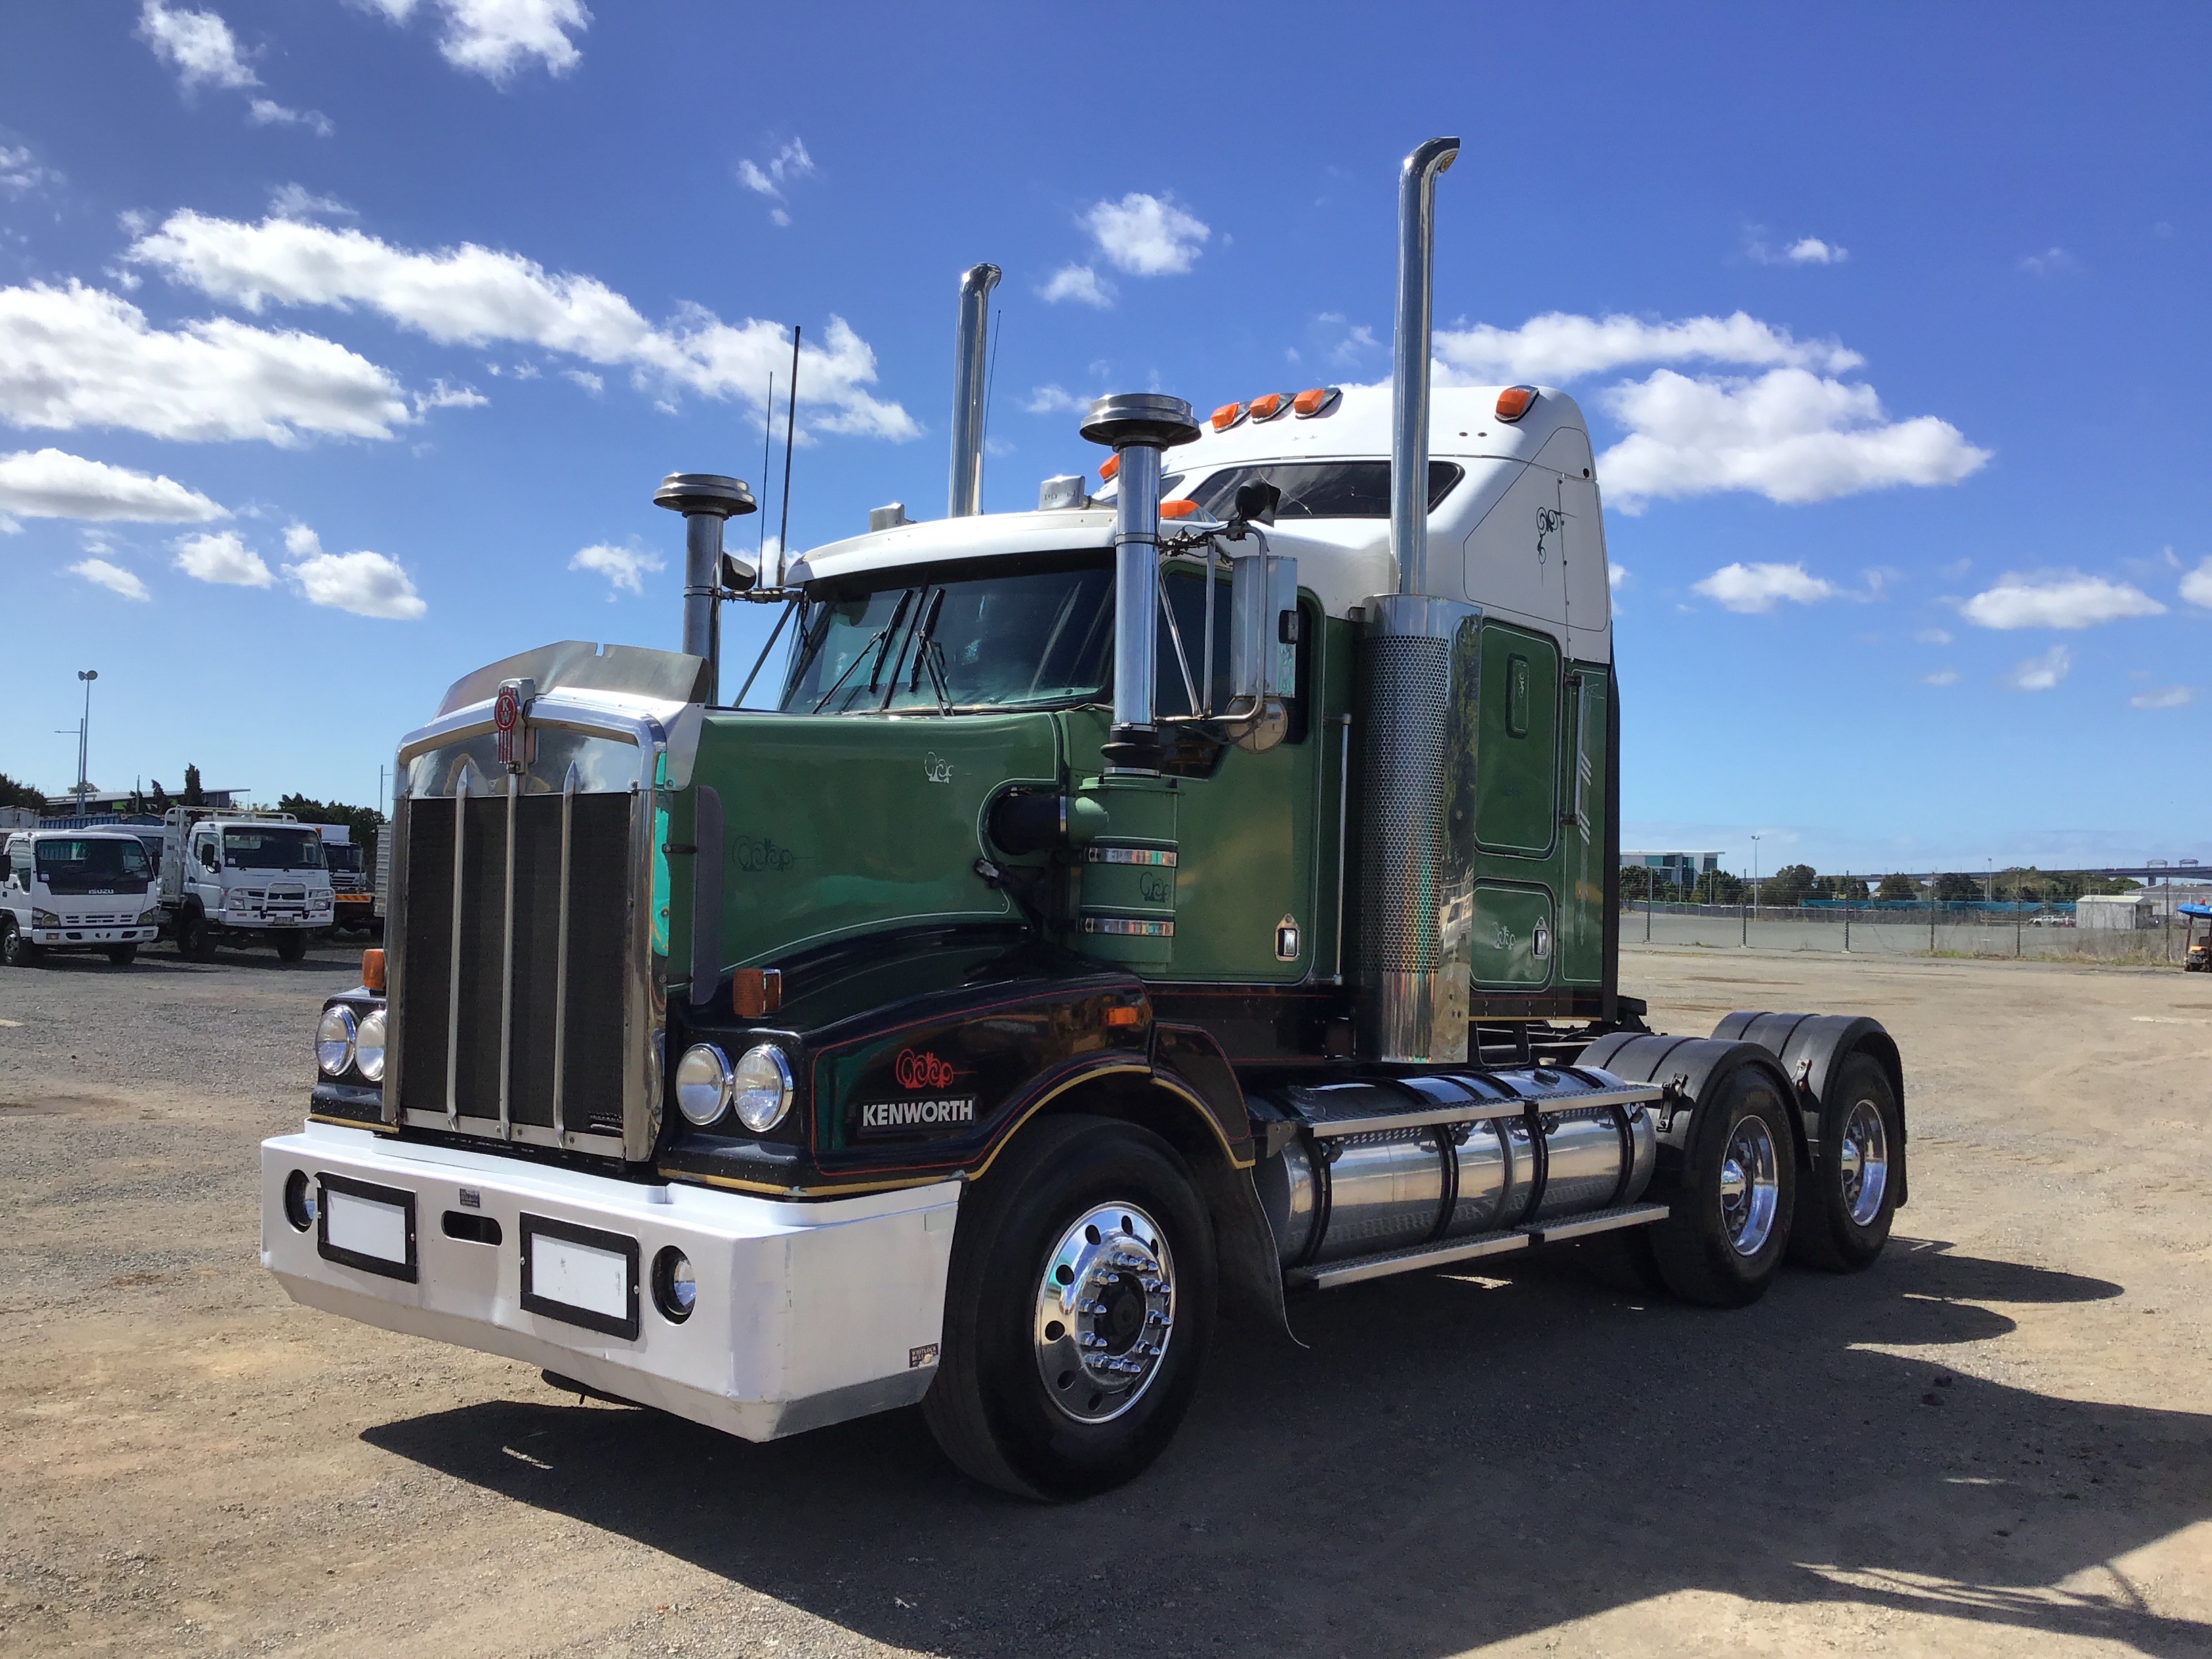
xmin=1357 ymin=594 xmax=1480 ymax=1062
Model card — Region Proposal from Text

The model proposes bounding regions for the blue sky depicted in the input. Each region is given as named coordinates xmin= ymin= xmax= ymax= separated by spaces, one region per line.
xmin=2 ymin=1 xmax=2206 ymax=877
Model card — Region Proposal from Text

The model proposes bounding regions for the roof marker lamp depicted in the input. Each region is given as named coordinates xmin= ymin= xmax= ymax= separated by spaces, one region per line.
xmin=1210 ymin=401 xmax=1248 ymax=432
xmin=1495 ymin=384 xmax=1538 ymax=423
xmin=1248 ymin=392 xmax=1292 ymax=422
xmin=1292 ymin=386 xmax=1342 ymax=418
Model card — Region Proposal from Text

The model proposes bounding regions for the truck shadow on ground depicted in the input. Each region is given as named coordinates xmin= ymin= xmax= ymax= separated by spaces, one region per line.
xmin=365 ymin=1239 xmax=2212 ymax=1658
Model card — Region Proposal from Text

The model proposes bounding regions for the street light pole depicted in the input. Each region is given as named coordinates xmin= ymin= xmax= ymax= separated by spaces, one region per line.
xmin=75 ymin=670 xmax=97 ymax=814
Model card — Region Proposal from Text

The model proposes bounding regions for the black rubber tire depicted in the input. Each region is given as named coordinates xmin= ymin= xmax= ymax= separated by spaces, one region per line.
xmin=106 ymin=944 xmax=138 ymax=966
xmin=275 ymin=932 xmax=307 ymax=963
xmin=1787 ymin=1053 xmax=1900 ymax=1272
xmin=1650 ymin=1065 xmax=1798 ymax=1308
xmin=923 ymin=1113 xmax=1217 ymax=1502
xmin=177 ymin=911 xmax=219 ymax=962
xmin=1 ymin=920 xmax=39 ymax=967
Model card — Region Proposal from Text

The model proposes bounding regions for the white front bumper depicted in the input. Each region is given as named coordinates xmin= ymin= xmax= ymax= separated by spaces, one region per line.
xmin=33 ymin=926 xmax=156 ymax=945
xmin=261 ymin=1120 xmax=960 ymax=1442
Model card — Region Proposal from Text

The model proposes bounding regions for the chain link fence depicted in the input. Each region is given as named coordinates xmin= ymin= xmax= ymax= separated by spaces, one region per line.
xmin=1624 ymin=900 xmax=2201 ymax=965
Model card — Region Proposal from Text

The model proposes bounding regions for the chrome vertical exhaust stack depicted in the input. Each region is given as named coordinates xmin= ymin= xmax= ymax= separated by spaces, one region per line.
xmin=1360 ymin=137 xmax=1472 ymax=1065
xmin=1080 ymin=392 xmax=1200 ymax=772
xmin=653 ymin=472 xmax=757 ymax=705
xmin=947 ymin=263 xmax=1002 ymax=517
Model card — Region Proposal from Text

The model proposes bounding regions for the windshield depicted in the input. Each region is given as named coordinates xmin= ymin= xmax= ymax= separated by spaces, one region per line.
xmin=1183 ymin=460 xmax=1462 ymax=520
xmin=784 ymin=557 xmax=1114 ymax=714
xmin=222 ymin=827 xmax=326 ymax=870
xmin=324 ymin=843 xmax=363 ymax=872
xmin=34 ymin=838 xmax=152 ymax=893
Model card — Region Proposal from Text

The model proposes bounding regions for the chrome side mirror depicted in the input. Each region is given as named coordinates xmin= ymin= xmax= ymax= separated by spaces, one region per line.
xmin=1227 ymin=551 xmax=1296 ymax=752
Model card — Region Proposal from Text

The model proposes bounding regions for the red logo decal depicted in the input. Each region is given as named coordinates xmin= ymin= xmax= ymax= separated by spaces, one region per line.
xmin=493 ymin=685 xmax=520 ymax=732
xmin=894 ymin=1048 xmax=956 ymax=1091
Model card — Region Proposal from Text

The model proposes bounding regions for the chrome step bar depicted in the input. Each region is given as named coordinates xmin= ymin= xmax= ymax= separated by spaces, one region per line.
xmin=1286 ymin=1202 xmax=1672 ymax=1291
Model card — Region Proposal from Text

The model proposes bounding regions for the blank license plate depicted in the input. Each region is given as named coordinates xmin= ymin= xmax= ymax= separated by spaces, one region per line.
xmin=316 ymin=1174 xmax=417 ymax=1281
xmin=520 ymin=1215 xmax=639 ymax=1340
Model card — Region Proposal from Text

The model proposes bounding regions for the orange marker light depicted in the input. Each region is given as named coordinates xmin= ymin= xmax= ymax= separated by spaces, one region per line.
xmin=1495 ymin=384 xmax=1538 ymax=423
xmin=733 ymin=967 xmax=783 ymax=1019
xmin=1098 ymin=453 xmax=1120 ymax=483
xmin=1103 ymin=1003 xmax=1143 ymax=1027
xmin=1249 ymin=392 xmax=1291 ymax=422
xmin=1292 ymin=386 xmax=1342 ymax=418
xmin=361 ymin=949 xmax=386 ymax=992
xmin=1210 ymin=401 xmax=1248 ymax=432
xmin=1160 ymin=499 xmax=1200 ymax=519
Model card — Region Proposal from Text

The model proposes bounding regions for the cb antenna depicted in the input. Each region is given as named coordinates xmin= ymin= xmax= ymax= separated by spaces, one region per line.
xmin=758 ymin=371 xmax=773 ymax=560
xmin=777 ymin=325 xmax=801 ymax=586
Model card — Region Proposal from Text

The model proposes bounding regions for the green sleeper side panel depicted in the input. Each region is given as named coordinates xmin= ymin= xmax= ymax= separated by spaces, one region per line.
xmin=1474 ymin=621 xmax=1559 ymax=858
xmin=1471 ymin=882 xmax=1553 ymax=989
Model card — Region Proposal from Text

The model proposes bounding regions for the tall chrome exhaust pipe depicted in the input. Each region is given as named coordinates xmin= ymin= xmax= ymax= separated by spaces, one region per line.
xmin=1391 ymin=136 xmax=1458 ymax=597
xmin=1080 ymin=393 xmax=1200 ymax=772
xmin=654 ymin=472 xmax=757 ymax=704
xmin=948 ymin=263 xmax=1002 ymax=516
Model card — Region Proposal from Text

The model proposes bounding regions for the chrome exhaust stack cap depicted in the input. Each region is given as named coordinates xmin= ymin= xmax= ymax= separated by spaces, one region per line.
xmin=654 ymin=472 xmax=757 ymax=705
xmin=947 ymin=263 xmax=1002 ymax=517
xmin=1081 ymin=392 xmax=1200 ymax=773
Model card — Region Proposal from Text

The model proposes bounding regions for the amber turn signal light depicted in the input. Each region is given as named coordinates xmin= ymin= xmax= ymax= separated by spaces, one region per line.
xmin=1495 ymin=384 xmax=1538 ymax=423
xmin=1103 ymin=1003 xmax=1143 ymax=1027
xmin=1160 ymin=499 xmax=1200 ymax=519
xmin=733 ymin=967 xmax=783 ymax=1019
xmin=361 ymin=949 xmax=386 ymax=993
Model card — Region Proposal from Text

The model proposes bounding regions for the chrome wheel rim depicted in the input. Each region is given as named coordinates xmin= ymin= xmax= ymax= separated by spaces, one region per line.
xmin=1719 ymin=1113 xmax=1780 ymax=1256
xmin=1837 ymin=1098 xmax=1889 ymax=1227
xmin=1032 ymin=1202 xmax=1176 ymax=1424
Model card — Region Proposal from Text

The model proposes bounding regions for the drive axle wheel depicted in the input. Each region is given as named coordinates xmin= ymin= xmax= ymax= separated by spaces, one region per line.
xmin=1788 ymin=1054 xmax=1900 ymax=1272
xmin=1650 ymin=1065 xmax=1797 ymax=1307
xmin=1 ymin=920 xmax=39 ymax=967
xmin=924 ymin=1113 xmax=1216 ymax=1501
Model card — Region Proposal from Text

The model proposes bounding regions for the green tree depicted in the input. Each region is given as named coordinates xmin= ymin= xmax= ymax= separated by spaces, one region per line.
xmin=278 ymin=794 xmax=386 ymax=864
xmin=1877 ymin=873 xmax=1919 ymax=901
xmin=1818 ymin=874 xmax=1870 ymax=901
xmin=148 ymin=779 xmax=171 ymax=813
xmin=1761 ymin=863 xmax=1818 ymax=907
xmin=1933 ymin=872 xmax=1982 ymax=902
xmin=0 ymin=772 xmax=45 ymax=811
xmin=182 ymin=764 xmax=204 ymax=807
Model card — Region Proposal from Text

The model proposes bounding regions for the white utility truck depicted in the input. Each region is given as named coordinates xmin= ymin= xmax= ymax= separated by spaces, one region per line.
xmin=1 ymin=828 xmax=163 ymax=965
xmin=316 ymin=824 xmax=382 ymax=936
xmin=159 ymin=806 xmax=335 ymax=962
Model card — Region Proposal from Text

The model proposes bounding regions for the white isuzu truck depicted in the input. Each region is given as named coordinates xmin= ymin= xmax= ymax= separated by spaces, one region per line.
xmin=1 ymin=827 xmax=163 ymax=965
xmin=159 ymin=806 xmax=336 ymax=962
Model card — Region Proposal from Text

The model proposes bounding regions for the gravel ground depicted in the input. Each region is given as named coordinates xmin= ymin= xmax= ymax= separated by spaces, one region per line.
xmin=2 ymin=938 xmax=2209 ymax=1658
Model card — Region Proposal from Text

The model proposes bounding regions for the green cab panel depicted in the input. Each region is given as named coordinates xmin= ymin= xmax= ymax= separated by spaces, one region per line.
xmin=1471 ymin=882 xmax=1554 ymax=989
xmin=675 ymin=711 xmax=1061 ymax=978
xmin=1475 ymin=620 xmax=1559 ymax=858
xmin=1559 ymin=663 xmax=1610 ymax=987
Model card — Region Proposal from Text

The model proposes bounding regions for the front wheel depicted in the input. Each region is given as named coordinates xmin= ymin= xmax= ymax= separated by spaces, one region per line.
xmin=1650 ymin=1065 xmax=1798 ymax=1308
xmin=924 ymin=1114 xmax=1217 ymax=1501
xmin=176 ymin=911 xmax=218 ymax=962
xmin=1 ymin=920 xmax=39 ymax=967
xmin=106 ymin=944 xmax=138 ymax=966
xmin=1788 ymin=1054 xmax=1900 ymax=1271
xmin=274 ymin=932 xmax=307 ymax=963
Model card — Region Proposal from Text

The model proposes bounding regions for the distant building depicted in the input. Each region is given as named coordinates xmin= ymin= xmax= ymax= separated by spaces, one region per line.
xmin=1622 ymin=850 xmax=1723 ymax=888
xmin=47 ymin=784 xmax=248 ymax=815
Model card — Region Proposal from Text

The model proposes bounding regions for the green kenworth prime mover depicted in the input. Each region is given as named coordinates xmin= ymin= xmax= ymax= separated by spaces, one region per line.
xmin=263 ymin=140 xmax=1906 ymax=1500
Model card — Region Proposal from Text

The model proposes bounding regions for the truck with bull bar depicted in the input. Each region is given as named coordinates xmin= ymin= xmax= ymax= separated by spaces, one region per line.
xmin=262 ymin=138 xmax=1906 ymax=1500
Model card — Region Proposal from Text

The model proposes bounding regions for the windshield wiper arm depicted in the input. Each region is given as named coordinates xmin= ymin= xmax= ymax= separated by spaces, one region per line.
xmin=810 ymin=589 xmax=916 ymax=713
xmin=891 ymin=588 xmax=951 ymax=714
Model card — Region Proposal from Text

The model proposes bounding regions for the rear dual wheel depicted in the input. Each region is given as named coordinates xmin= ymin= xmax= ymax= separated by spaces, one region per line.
xmin=924 ymin=1114 xmax=1216 ymax=1501
xmin=1788 ymin=1054 xmax=1900 ymax=1271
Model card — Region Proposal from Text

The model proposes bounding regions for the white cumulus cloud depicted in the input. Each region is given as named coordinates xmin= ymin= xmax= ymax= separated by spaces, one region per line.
xmin=0 ymin=144 xmax=59 ymax=196
xmin=283 ymin=529 xmax=425 ymax=619
xmin=0 ymin=449 xmax=226 ymax=523
xmin=365 ymin=0 xmax=590 ymax=81
xmin=138 ymin=2 xmax=259 ymax=89
xmin=2182 ymin=559 xmax=2212 ymax=609
xmin=1598 ymin=368 xmax=1989 ymax=510
xmin=1084 ymin=193 xmax=1209 ymax=276
xmin=248 ymin=99 xmax=333 ymax=136
xmin=1040 ymin=264 xmax=1114 ymax=308
xmin=569 ymin=541 xmax=663 ymax=598
xmin=1693 ymin=560 xmax=1840 ymax=613
xmin=125 ymin=212 xmax=917 ymax=440
xmin=2131 ymin=685 xmax=2193 ymax=710
xmin=1961 ymin=573 xmax=2167 ymax=630
xmin=1784 ymin=237 xmax=1847 ymax=264
xmin=172 ymin=528 xmax=271 ymax=586
xmin=0 ymin=280 xmax=411 ymax=444
xmin=1433 ymin=310 xmax=1862 ymax=384
xmin=737 ymin=139 xmax=814 ymax=206
xmin=70 ymin=557 xmax=152 ymax=601
xmin=2006 ymin=645 xmax=2072 ymax=691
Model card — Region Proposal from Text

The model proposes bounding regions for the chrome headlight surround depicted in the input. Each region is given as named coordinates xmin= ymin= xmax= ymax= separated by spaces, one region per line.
xmin=354 ymin=1007 xmax=388 ymax=1083
xmin=674 ymin=1042 xmax=734 ymax=1127
xmin=316 ymin=1005 xmax=357 ymax=1077
xmin=732 ymin=1043 xmax=795 ymax=1133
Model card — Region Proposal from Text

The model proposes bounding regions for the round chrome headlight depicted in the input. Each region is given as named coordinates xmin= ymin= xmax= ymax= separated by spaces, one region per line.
xmin=732 ymin=1044 xmax=794 ymax=1132
xmin=674 ymin=1043 xmax=733 ymax=1126
xmin=316 ymin=1005 xmax=356 ymax=1076
xmin=354 ymin=1007 xmax=388 ymax=1082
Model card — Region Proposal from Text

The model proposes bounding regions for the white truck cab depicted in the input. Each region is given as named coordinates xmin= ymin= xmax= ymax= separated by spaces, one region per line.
xmin=1 ymin=829 xmax=163 ymax=966
xmin=159 ymin=807 xmax=335 ymax=962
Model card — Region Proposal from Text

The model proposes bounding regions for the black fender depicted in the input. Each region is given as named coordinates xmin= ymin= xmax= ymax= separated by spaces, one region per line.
xmin=1576 ymin=1032 xmax=1805 ymax=1191
xmin=1710 ymin=1011 xmax=1907 ymax=1209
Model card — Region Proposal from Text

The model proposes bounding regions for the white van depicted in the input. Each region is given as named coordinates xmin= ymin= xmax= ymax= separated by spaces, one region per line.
xmin=1 ymin=830 xmax=163 ymax=966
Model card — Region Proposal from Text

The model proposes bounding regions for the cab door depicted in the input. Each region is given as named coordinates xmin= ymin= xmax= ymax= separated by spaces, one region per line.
xmin=1469 ymin=619 xmax=1559 ymax=990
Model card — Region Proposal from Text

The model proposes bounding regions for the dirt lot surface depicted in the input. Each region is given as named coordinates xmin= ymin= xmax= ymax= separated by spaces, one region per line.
xmin=3 ymin=939 xmax=2209 ymax=1658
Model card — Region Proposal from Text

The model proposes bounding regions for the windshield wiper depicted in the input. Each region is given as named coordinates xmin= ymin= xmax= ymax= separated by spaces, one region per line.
xmin=810 ymin=589 xmax=916 ymax=713
xmin=890 ymin=588 xmax=952 ymax=714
